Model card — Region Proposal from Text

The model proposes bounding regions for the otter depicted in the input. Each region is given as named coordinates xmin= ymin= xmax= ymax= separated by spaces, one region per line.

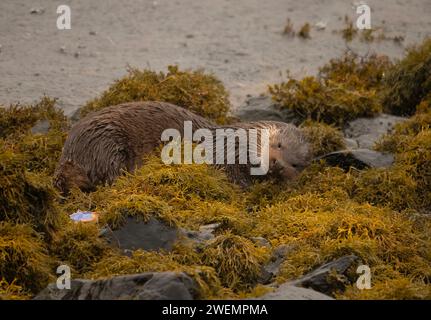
xmin=54 ymin=101 xmax=311 ymax=194
xmin=212 ymin=120 xmax=311 ymax=186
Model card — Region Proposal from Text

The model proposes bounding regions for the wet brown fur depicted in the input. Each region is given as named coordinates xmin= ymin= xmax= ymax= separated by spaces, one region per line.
xmin=54 ymin=101 xmax=311 ymax=194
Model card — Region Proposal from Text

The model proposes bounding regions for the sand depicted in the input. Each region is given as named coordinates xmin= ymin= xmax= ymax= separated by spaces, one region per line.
xmin=0 ymin=0 xmax=430 ymax=115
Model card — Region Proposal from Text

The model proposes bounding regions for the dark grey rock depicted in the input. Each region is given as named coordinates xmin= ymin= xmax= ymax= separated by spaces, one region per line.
xmin=317 ymin=149 xmax=394 ymax=169
xmin=235 ymin=95 xmax=301 ymax=124
xmin=30 ymin=7 xmax=45 ymax=15
xmin=31 ymin=119 xmax=50 ymax=134
xmin=344 ymin=114 xmax=407 ymax=149
xmin=344 ymin=138 xmax=359 ymax=149
xmin=257 ymin=284 xmax=333 ymax=300
xmin=259 ymin=244 xmax=296 ymax=284
xmin=104 ymin=216 xmax=178 ymax=252
xmin=291 ymin=255 xmax=359 ymax=295
xmin=34 ymin=272 xmax=198 ymax=300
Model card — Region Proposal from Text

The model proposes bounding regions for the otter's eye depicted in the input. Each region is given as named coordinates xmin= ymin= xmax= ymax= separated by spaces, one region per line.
xmin=277 ymin=143 xmax=282 ymax=149
xmin=292 ymin=164 xmax=298 ymax=168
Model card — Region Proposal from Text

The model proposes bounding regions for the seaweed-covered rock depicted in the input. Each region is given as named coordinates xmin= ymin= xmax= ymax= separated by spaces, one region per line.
xmin=0 ymin=222 xmax=54 ymax=295
xmin=51 ymin=222 xmax=110 ymax=274
xmin=80 ymin=65 xmax=231 ymax=124
xmin=319 ymin=53 xmax=392 ymax=90
xmin=382 ymin=38 xmax=431 ymax=116
xmin=269 ymin=76 xmax=381 ymax=126
xmin=269 ymin=53 xmax=391 ymax=126
xmin=201 ymin=233 xmax=269 ymax=291
xmin=301 ymin=121 xmax=346 ymax=157
xmin=0 ymin=147 xmax=61 ymax=234
xmin=34 ymin=272 xmax=199 ymax=300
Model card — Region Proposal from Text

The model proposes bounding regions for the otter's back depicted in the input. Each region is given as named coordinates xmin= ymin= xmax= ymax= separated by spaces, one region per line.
xmin=54 ymin=101 xmax=215 ymax=192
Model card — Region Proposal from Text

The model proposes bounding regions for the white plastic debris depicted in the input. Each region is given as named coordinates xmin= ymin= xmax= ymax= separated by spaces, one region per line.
xmin=70 ymin=210 xmax=99 ymax=223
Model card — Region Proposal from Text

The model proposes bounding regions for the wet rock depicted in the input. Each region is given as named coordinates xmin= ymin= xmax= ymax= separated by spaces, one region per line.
xmin=179 ymin=223 xmax=220 ymax=246
xmin=30 ymin=8 xmax=45 ymax=15
xmin=257 ymin=284 xmax=333 ymax=300
xmin=258 ymin=244 xmax=296 ymax=284
xmin=291 ymin=255 xmax=359 ymax=296
xmin=235 ymin=95 xmax=301 ymax=124
xmin=104 ymin=217 xmax=178 ymax=253
xmin=34 ymin=272 xmax=198 ymax=300
xmin=318 ymin=148 xmax=394 ymax=169
xmin=251 ymin=237 xmax=271 ymax=248
xmin=344 ymin=114 xmax=407 ymax=149
xmin=31 ymin=120 xmax=50 ymax=134
xmin=344 ymin=138 xmax=359 ymax=149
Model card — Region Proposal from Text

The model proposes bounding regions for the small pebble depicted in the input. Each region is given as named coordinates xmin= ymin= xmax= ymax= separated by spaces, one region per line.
xmin=315 ymin=21 xmax=327 ymax=30
xmin=59 ymin=46 xmax=66 ymax=54
xmin=89 ymin=31 xmax=97 ymax=36
xmin=74 ymin=51 xmax=80 ymax=58
xmin=30 ymin=7 xmax=45 ymax=15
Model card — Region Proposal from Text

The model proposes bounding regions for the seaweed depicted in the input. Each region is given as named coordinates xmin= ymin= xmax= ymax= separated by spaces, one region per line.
xmin=50 ymin=221 xmax=111 ymax=274
xmin=0 ymin=97 xmax=68 ymax=175
xmin=0 ymin=96 xmax=68 ymax=140
xmin=301 ymin=121 xmax=346 ymax=157
xmin=319 ymin=53 xmax=392 ymax=91
xmin=340 ymin=277 xmax=431 ymax=300
xmin=1 ymin=47 xmax=431 ymax=299
xmin=298 ymin=23 xmax=311 ymax=39
xmin=382 ymin=37 xmax=431 ymax=116
xmin=283 ymin=18 xmax=295 ymax=37
xmin=269 ymin=75 xmax=381 ymax=126
xmin=340 ymin=16 xmax=358 ymax=42
xmin=248 ymin=192 xmax=431 ymax=299
xmin=62 ymin=155 xmax=249 ymax=233
xmin=0 ymin=145 xmax=61 ymax=234
xmin=86 ymin=250 xmax=226 ymax=299
xmin=200 ymin=232 xmax=269 ymax=291
xmin=0 ymin=279 xmax=30 ymax=300
xmin=375 ymin=108 xmax=431 ymax=211
xmin=0 ymin=222 xmax=54 ymax=294
xmin=269 ymin=52 xmax=394 ymax=126
xmin=80 ymin=66 xmax=232 ymax=124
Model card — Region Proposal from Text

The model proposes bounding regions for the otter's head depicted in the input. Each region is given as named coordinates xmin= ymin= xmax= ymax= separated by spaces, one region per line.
xmin=53 ymin=160 xmax=95 ymax=195
xmin=267 ymin=123 xmax=312 ymax=180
